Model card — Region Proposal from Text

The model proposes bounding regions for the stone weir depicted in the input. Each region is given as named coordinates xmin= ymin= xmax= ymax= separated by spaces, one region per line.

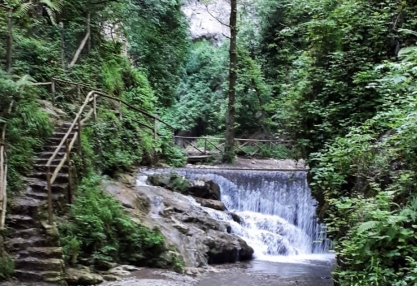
xmin=145 ymin=168 xmax=330 ymax=259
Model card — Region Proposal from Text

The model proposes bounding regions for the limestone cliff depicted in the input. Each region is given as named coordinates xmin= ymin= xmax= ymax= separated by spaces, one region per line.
xmin=182 ymin=0 xmax=230 ymax=43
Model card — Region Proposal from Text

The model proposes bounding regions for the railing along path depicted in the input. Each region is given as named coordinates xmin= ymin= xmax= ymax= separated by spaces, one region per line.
xmin=33 ymin=79 xmax=173 ymax=224
xmin=174 ymin=136 xmax=291 ymax=158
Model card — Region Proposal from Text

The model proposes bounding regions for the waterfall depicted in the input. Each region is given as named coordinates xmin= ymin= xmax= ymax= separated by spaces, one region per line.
xmin=142 ymin=168 xmax=331 ymax=261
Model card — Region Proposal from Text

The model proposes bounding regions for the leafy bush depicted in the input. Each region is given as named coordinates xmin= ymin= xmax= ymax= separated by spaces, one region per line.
xmin=0 ymin=252 xmax=14 ymax=281
xmin=310 ymin=44 xmax=417 ymax=285
xmin=0 ymin=72 xmax=53 ymax=193
xmin=59 ymin=175 xmax=166 ymax=267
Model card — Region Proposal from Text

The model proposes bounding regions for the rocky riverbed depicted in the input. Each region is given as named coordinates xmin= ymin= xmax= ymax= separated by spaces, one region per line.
xmin=99 ymin=259 xmax=333 ymax=286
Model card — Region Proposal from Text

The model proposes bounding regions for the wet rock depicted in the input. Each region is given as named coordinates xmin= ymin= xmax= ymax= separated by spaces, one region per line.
xmin=103 ymin=180 xmax=252 ymax=269
xmin=106 ymin=265 xmax=142 ymax=277
xmin=195 ymin=198 xmax=226 ymax=211
xmin=66 ymin=266 xmax=104 ymax=285
xmin=102 ymin=274 xmax=121 ymax=281
xmin=188 ymin=179 xmax=221 ymax=200
xmin=94 ymin=260 xmax=117 ymax=271
xmin=148 ymin=174 xmax=221 ymax=201
xmin=204 ymin=230 xmax=253 ymax=264
xmin=228 ymin=212 xmax=243 ymax=224
xmin=148 ymin=174 xmax=191 ymax=193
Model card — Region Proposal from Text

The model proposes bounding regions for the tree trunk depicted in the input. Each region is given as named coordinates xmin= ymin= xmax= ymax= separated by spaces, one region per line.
xmin=6 ymin=8 xmax=12 ymax=72
xmin=87 ymin=13 xmax=91 ymax=53
xmin=60 ymin=22 xmax=66 ymax=71
xmin=223 ymin=0 xmax=237 ymax=163
xmin=0 ymin=125 xmax=5 ymax=230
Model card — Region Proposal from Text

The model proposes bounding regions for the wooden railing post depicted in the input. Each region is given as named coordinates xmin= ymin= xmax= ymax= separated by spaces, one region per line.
xmin=93 ymin=94 xmax=97 ymax=122
xmin=0 ymin=137 xmax=5 ymax=230
xmin=154 ymin=118 xmax=157 ymax=140
xmin=119 ymin=101 xmax=122 ymax=121
xmin=204 ymin=137 xmax=207 ymax=154
xmin=51 ymin=79 xmax=56 ymax=106
xmin=65 ymin=140 xmax=73 ymax=205
xmin=46 ymin=167 xmax=53 ymax=224
xmin=77 ymin=117 xmax=82 ymax=157
xmin=77 ymin=84 xmax=81 ymax=101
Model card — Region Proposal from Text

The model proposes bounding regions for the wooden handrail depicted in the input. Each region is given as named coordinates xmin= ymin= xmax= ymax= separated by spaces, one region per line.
xmin=174 ymin=136 xmax=290 ymax=142
xmin=45 ymin=85 xmax=175 ymax=224
xmin=46 ymin=91 xmax=96 ymax=223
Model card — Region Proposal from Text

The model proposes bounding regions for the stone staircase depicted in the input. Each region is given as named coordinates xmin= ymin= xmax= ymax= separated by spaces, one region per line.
xmin=5 ymin=122 xmax=77 ymax=285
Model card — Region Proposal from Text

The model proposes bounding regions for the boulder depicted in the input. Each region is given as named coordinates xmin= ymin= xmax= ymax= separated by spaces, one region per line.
xmin=148 ymin=174 xmax=221 ymax=201
xmin=188 ymin=179 xmax=221 ymax=200
xmin=204 ymin=230 xmax=254 ymax=264
xmin=195 ymin=198 xmax=226 ymax=211
xmin=106 ymin=265 xmax=141 ymax=276
xmin=148 ymin=174 xmax=191 ymax=193
xmin=94 ymin=260 xmax=117 ymax=271
xmin=228 ymin=212 xmax=243 ymax=224
xmin=66 ymin=266 xmax=104 ymax=285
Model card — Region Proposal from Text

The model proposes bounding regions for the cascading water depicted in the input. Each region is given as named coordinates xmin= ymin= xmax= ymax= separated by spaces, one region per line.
xmin=142 ymin=168 xmax=331 ymax=261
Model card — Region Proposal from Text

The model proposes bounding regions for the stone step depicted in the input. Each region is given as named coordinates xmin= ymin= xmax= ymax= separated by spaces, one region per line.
xmin=51 ymin=132 xmax=77 ymax=139
xmin=31 ymin=172 xmax=69 ymax=184
xmin=26 ymin=189 xmax=66 ymax=201
xmin=47 ymin=136 xmax=77 ymax=145
xmin=38 ymin=151 xmax=66 ymax=159
xmin=7 ymin=236 xmax=50 ymax=251
xmin=9 ymin=197 xmax=47 ymax=218
xmin=19 ymin=247 xmax=63 ymax=260
xmin=6 ymin=215 xmax=36 ymax=229
xmin=14 ymin=269 xmax=64 ymax=283
xmin=33 ymin=158 xmax=63 ymax=165
xmin=42 ymin=145 xmax=67 ymax=153
xmin=56 ymin=125 xmax=79 ymax=133
xmin=29 ymin=181 xmax=68 ymax=195
xmin=15 ymin=257 xmax=64 ymax=272
xmin=34 ymin=163 xmax=69 ymax=173
xmin=11 ymin=228 xmax=42 ymax=240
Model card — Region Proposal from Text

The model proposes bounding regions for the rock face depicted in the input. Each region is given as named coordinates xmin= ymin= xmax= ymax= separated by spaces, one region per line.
xmin=182 ymin=0 xmax=230 ymax=42
xmin=103 ymin=179 xmax=254 ymax=268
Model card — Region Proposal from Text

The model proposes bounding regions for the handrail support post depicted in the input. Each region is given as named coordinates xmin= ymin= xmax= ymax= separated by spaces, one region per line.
xmin=65 ymin=140 xmax=73 ymax=205
xmin=46 ymin=167 xmax=53 ymax=225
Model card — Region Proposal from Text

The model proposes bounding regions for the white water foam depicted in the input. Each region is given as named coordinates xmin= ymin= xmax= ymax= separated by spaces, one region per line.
xmin=142 ymin=168 xmax=334 ymax=263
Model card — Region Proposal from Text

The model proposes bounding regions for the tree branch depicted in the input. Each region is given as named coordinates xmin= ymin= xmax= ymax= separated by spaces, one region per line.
xmin=204 ymin=4 xmax=230 ymax=28
xmin=68 ymin=30 xmax=90 ymax=69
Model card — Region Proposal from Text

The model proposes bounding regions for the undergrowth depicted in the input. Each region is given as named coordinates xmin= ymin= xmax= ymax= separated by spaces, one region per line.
xmin=58 ymin=175 xmax=168 ymax=268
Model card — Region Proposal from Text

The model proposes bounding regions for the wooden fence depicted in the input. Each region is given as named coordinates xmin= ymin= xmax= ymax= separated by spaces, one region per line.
xmin=174 ymin=136 xmax=291 ymax=158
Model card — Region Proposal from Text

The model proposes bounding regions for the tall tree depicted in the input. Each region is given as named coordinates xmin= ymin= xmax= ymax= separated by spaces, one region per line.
xmin=223 ymin=0 xmax=237 ymax=163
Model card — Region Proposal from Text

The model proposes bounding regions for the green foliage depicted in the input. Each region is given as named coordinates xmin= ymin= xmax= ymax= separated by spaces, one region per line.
xmin=122 ymin=0 xmax=189 ymax=107
xmin=0 ymin=234 xmax=14 ymax=281
xmin=59 ymin=175 xmax=167 ymax=267
xmin=0 ymin=252 xmax=14 ymax=281
xmin=0 ymin=72 xmax=53 ymax=192
xmin=167 ymin=40 xmax=227 ymax=133
xmin=310 ymin=43 xmax=417 ymax=285
xmin=258 ymin=0 xmax=416 ymax=153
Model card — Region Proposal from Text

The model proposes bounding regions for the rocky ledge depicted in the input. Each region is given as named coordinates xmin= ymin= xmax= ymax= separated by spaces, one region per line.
xmin=104 ymin=173 xmax=254 ymax=269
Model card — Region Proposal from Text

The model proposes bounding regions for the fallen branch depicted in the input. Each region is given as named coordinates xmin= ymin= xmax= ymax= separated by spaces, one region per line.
xmin=68 ymin=30 xmax=90 ymax=69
